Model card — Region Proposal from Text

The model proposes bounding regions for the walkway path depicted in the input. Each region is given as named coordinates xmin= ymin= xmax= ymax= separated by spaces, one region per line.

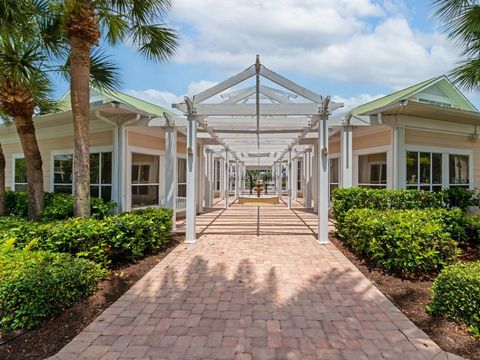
xmin=51 ymin=202 xmax=462 ymax=360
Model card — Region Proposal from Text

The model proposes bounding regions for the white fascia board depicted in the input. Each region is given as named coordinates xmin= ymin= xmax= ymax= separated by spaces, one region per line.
xmin=191 ymin=103 xmax=321 ymax=116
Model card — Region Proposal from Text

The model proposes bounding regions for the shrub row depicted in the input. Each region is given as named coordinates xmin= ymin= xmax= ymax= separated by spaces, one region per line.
xmin=0 ymin=207 xmax=173 ymax=267
xmin=428 ymin=261 xmax=480 ymax=336
xmin=5 ymin=190 xmax=115 ymax=220
xmin=0 ymin=241 xmax=106 ymax=332
xmin=342 ymin=208 xmax=461 ymax=275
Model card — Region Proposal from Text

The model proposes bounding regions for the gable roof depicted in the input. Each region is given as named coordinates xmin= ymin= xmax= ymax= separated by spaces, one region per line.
xmin=58 ymin=88 xmax=173 ymax=117
xmin=350 ymin=75 xmax=477 ymax=116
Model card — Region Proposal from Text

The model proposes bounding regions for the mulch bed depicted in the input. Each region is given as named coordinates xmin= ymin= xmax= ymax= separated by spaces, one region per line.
xmin=0 ymin=235 xmax=182 ymax=360
xmin=330 ymin=236 xmax=480 ymax=360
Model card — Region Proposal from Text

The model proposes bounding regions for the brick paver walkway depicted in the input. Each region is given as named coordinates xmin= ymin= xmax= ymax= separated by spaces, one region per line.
xmin=51 ymin=202 xmax=463 ymax=360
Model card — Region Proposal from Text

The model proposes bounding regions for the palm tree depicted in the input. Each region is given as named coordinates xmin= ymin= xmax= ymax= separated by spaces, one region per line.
xmin=0 ymin=37 xmax=57 ymax=220
xmin=57 ymin=0 xmax=178 ymax=218
xmin=434 ymin=1 xmax=480 ymax=91
xmin=0 ymin=142 xmax=5 ymax=216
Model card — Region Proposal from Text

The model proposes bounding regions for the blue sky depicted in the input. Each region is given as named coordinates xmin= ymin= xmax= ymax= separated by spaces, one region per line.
xmin=54 ymin=0 xmax=477 ymax=111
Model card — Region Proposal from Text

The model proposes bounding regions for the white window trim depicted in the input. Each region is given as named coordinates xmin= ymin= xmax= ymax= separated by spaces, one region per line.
xmin=405 ymin=145 xmax=474 ymax=190
xmin=127 ymin=146 xmax=164 ymax=211
xmin=12 ymin=153 xmax=26 ymax=191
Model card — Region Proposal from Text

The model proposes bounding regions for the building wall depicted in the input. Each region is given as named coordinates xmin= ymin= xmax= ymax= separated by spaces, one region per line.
xmin=352 ymin=125 xmax=392 ymax=150
xmin=4 ymin=130 xmax=113 ymax=191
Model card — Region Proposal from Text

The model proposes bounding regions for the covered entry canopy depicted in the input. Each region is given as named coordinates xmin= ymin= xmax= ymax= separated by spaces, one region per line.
xmin=171 ymin=56 xmax=343 ymax=244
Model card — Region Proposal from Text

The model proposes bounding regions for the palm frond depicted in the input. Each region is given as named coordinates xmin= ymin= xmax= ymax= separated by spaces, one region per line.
xmin=130 ymin=23 xmax=178 ymax=62
xmin=449 ymin=58 xmax=480 ymax=92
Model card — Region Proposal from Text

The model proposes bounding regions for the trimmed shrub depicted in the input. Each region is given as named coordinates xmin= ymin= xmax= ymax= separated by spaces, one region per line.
xmin=5 ymin=190 xmax=115 ymax=220
xmin=332 ymin=188 xmax=444 ymax=237
xmin=442 ymin=187 xmax=480 ymax=212
xmin=342 ymin=208 xmax=461 ymax=275
xmin=428 ymin=261 xmax=480 ymax=336
xmin=0 ymin=208 xmax=174 ymax=267
xmin=463 ymin=215 xmax=480 ymax=248
xmin=0 ymin=243 xmax=107 ymax=332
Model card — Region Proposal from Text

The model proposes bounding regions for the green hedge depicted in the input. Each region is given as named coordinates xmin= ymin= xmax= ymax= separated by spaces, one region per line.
xmin=428 ymin=261 xmax=480 ymax=336
xmin=342 ymin=208 xmax=461 ymax=275
xmin=0 ymin=207 xmax=173 ymax=267
xmin=0 ymin=242 xmax=107 ymax=332
xmin=332 ymin=188 xmax=444 ymax=236
xmin=5 ymin=190 xmax=115 ymax=220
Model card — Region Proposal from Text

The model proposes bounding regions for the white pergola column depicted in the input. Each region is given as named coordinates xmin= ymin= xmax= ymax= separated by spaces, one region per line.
xmin=224 ymin=151 xmax=230 ymax=208
xmin=292 ymin=158 xmax=298 ymax=200
xmin=198 ymin=144 xmax=205 ymax=213
xmin=234 ymin=161 xmax=239 ymax=198
xmin=206 ymin=149 xmax=215 ymax=207
xmin=317 ymin=115 xmax=329 ymax=244
xmin=304 ymin=149 xmax=312 ymax=208
xmin=287 ymin=148 xmax=292 ymax=209
xmin=340 ymin=126 xmax=353 ymax=188
xmin=165 ymin=122 xmax=177 ymax=230
xmin=312 ymin=144 xmax=318 ymax=213
xmin=185 ymin=115 xmax=197 ymax=243
xmin=276 ymin=162 xmax=282 ymax=198
xmin=219 ymin=157 xmax=225 ymax=200
xmin=393 ymin=126 xmax=406 ymax=189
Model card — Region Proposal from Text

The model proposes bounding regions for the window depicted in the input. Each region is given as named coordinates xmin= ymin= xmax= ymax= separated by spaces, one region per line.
xmin=14 ymin=157 xmax=27 ymax=191
xmin=177 ymin=158 xmax=187 ymax=197
xmin=449 ymin=154 xmax=469 ymax=188
xmin=53 ymin=152 xmax=112 ymax=200
xmin=329 ymin=158 xmax=339 ymax=197
xmin=358 ymin=153 xmax=387 ymax=189
xmin=405 ymin=150 xmax=471 ymax=190
xmin=131 ymin=153 xmax=159 ymax=207
xmin=214 ymin=159 xmax=221 ymax=191
xmin=406 ymin=151 xmax=442 ymax=191
xmin=53 ymin=154 xmax=73 ymax=194
xmin=90 ymin=152 xmax=112 ymax=201
xmin=297 ymin=160 xmax=302 ymax=191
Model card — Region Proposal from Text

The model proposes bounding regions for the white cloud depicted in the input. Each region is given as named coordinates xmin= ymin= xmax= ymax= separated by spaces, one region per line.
xmin=167 ymin=0 xmax=460 ymax=89
xmin=125 ymin=80 xmax=219 ymax=111
xmin=332 ymin=93 xmax=385 ymax=112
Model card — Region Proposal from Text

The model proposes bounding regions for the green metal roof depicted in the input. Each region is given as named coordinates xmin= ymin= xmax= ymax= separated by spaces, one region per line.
xmin=57 ymin=88 xmax=173 ymax=116
xmin=350 ymin=76 xmax=443 ymax=115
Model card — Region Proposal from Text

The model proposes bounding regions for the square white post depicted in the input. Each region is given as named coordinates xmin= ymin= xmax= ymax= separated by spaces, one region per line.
xmin=313 ymin=144 xmax=318 ymax=213
xmin=165 ymin=123 xmax=177 ymax=231
xmin=205 ymin=149 xmax=214 ymax=208
xmin=304 ymin=149 xmax=312 ymax=208
xmin=317 ymin=115 xmax=330 ymax=244
xmin=341 ymin=126 xmax=353 ymax=188
xmin=276 ymin=161 xmax=282 ymax=198
xmin=392 ymin=126 xmax=406 ymax=189
xmin=198 ymin=144 xmax=205 ymax=213
xmin=234 ymin=161 xmax=239 ymax=198
xmin=219 ymin=157 xmax=225 ymax=200
xmin=186 ymin=115 xmax=197 ymax=243
xmin=224 ymin=151 xmax=230 ymax=208
xmin=292 ymin=158 xmax=298 ymax=200
xmin=287 ymin=148 xmax=292 ymax=209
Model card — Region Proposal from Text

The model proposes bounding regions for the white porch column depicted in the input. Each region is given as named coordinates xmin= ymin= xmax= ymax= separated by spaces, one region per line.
xmin=392 ymin=126 xmax=405 ymax=189
xmin=185 ymin=115 xmax=197 ymax=243
xmin=340 ymin=126 xmax=353 ymax=188
xmin=304 ymin=149 xmax=312 ymax=208
xmin=287 ymin=148 xmax=292 ymax=209
xmin=165 ymin=122 xmax=177 ymax=231
xmin=317 ymin=115 xmax=330 ymax=244
xmin=292 ymin=157 xmax=298 ymax=200
xmin=219 ymin=157 xmax=225 ymax=200
xmin=205 ymin=149 xmax=214 ymax=208
xmin=277 ymin=162 xmax=282 ymax=198
xmin=224 ymin=151 xmax=230 ymax=208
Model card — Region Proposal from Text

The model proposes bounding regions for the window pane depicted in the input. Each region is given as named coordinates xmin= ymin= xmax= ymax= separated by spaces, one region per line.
xmin=406 ymin=152 xmax=418 ymax=185
xmin=101 ymin=152 xmax=112 ymax=184
xmin=15 ymin=184 xmax=28 ymax=191
xmin=101 ymin=186 xmax=112 ymax=202
xmin=329 ymin=158 xmax=339 ymax=183
xmin=178 ymin=184 xmax=187 ymax=197
xmin=131 ymin=153 xmax=159 ymax=184
xmin=90 ymin=153 xmax=100 ymax=184
xmin=90 ymin=185 xmax=99 ymax=198
xmin=178 ymin=158 xmax=187 ymax=183
xmin=54 ymin=185 xmax=72 ymax=194
xmin=14 ymin=158 xmax=27 ymax=185
xmin=54 ymin=155 xmax=73 ymax=184
xmin=358 ymin=153 xmax=386 ymax=185
xmin=420 ymin=152 xmax=431 ymax=184
xmin=432 ymin=153 xmax=442 ymax=184
xmin=449 ymin=154 xmax=469 ymax=185
xmin=131 ymin=185 xmax=159 ymax=207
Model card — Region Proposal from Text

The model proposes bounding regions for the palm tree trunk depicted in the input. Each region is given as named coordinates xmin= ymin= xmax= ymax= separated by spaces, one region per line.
xmin=14 ymin=114 xmax=43 ymax=220
xmin=70 ymin=35 xmax=92 ymax=219
xmin=0 ymin=142 xmax=5 ymax=216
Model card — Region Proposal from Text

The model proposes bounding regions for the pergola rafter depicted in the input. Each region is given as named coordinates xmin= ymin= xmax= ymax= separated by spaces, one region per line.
xmin=172 ymin=56 xmax=343 ymax=244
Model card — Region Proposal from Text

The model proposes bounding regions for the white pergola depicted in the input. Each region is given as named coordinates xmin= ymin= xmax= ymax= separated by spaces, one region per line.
xmin=170 ymin=56 xmax=343 ymax=244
